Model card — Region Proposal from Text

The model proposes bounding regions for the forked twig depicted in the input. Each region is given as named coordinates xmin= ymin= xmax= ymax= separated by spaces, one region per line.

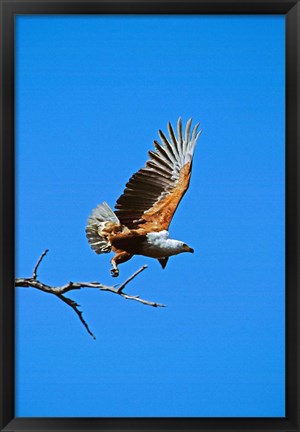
xmin=15 ymin=250 xmax=166 ymax=339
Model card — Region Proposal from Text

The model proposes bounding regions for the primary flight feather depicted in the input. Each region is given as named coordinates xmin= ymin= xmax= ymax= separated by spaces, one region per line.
xmin=86 ymin=118 xmax=201 ymax=276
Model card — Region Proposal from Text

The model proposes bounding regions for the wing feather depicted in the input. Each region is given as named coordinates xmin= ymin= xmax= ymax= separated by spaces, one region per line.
xmin=153 ymin=140 xmax=176 ymax=165
xmin=184 ymin=118 xmax=192 ymax=155
xmin=148 ymin=150 xmax=173 ymax=171
xmin=158 ymin=129 xmax=178 ymax=162
xmin=167 ymin=122 xmax=180 ymax=157
xmin=146 ymin=161 xmax=173 ymax=178
xmin=177 ymin=117 xmax=183 ymax=146
xmin=115 ymin=118 xmax=201 ymax=230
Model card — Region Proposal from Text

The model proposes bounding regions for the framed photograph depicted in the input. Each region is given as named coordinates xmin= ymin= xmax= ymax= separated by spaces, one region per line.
xmin=1 ymin=0 xmax=299 ymax=431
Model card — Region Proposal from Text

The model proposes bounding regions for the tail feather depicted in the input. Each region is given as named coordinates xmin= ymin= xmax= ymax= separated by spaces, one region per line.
xmin=86 ymin=202 xmax=121 ymax=254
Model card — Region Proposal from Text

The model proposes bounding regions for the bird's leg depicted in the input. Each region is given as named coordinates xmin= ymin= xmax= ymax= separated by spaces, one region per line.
xmin=110 ymin=260 xmax=119 ymax=278
xmin=110 ymin=251 xmax=133 ymax=277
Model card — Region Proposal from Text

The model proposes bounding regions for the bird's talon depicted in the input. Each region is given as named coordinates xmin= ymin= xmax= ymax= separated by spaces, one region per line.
xmin=110 ymin=268 xmax=119 ymax=277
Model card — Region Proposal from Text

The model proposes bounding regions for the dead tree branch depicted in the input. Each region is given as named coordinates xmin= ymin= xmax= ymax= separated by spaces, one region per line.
xmin=15 ymin=250 xmax=166 ymax=339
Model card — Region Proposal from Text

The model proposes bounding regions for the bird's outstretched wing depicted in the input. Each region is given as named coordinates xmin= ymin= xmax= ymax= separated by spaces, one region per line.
xmin=115 ymin=118 xmax=201 ymax=232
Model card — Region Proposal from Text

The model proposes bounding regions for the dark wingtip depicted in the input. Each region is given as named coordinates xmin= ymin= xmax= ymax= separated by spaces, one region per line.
xmin=158 ymin=257 xmax=169 ymax=269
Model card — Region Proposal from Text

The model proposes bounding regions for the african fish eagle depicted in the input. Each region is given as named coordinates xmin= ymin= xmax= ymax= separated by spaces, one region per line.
xmin=86 ymin=118 xmax=201 ymax=277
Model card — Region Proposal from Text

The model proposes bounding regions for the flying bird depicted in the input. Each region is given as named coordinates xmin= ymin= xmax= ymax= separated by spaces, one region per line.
xmin=86 ymin=118 xmax=201 ymax=277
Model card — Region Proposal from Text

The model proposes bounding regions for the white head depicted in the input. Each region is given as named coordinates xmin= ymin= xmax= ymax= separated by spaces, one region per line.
xmin=146 ymin=231 xmax=194 ymax=257
xmin=165 ymin=239 xmax=194 ymax=256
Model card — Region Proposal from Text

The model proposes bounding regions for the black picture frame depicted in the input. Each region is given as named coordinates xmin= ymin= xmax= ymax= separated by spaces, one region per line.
xmin=0 ymin=0 xmax=299 ymax=431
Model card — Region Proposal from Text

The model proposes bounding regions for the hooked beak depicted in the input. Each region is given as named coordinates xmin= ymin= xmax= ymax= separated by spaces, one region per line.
xmin=184 ymin=245 xmax=194 ymax=253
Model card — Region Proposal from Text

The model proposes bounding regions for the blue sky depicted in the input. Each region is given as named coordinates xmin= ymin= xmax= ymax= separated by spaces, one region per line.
xmin=15 ymin=15 xmax=285 ymax=417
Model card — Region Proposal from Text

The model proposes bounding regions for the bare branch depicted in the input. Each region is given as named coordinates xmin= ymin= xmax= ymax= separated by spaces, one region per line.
xmin=32 ymin=249 xmax=49 ymax=279
xmin=55 ymin=293 xmax=96 ymax=340
xmin=116 ymin=265 xmax=148 ymax=293
xmin=15 ymin=250 xmax=166 ymax=339
xmin=100 ymin=283 xmax=166 ymax=307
